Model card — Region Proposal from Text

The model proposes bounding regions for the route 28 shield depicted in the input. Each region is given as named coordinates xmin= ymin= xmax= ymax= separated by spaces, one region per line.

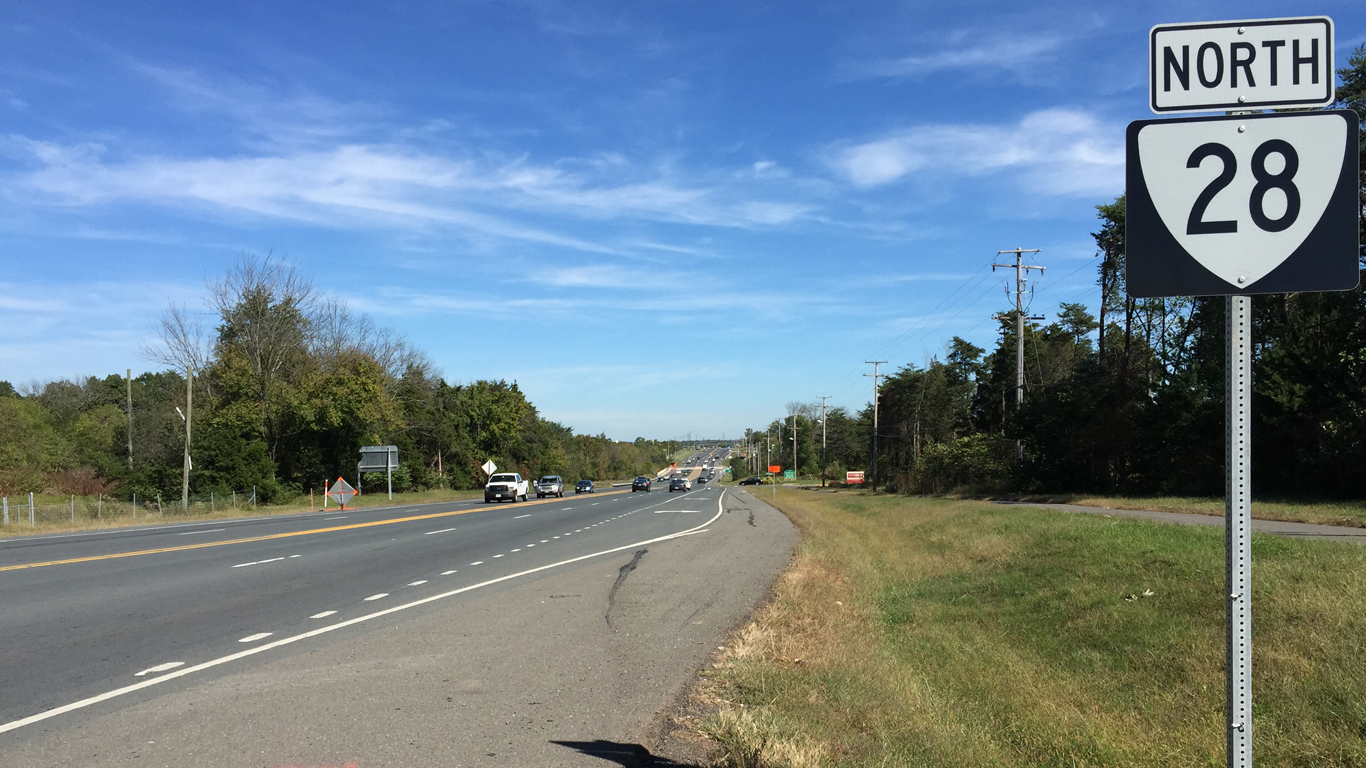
xmin=1126 ymin=110 xmax=1358 ymax=297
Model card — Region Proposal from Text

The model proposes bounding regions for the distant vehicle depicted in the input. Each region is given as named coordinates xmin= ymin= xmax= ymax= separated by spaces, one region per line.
xmin=738 ymin=477 xmax=764 ymax=486
xmin=669 ymin=477 xmax=689 ymax=492
xmin=536 ymin=475 xmax=565 ymax=498
xmin=485 ymin=473 xmax=529 ymax=502
xmin=696 ymin=476 xmax=707 ymax=485
xmin=575 ymin=479 xmax=595 ymax=494
xmin=632 ymin=476 xmax=652 ymax=492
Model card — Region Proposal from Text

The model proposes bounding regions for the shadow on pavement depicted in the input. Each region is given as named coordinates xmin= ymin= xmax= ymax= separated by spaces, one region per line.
xmin=550 ymin=739 xmax=703 ymax=767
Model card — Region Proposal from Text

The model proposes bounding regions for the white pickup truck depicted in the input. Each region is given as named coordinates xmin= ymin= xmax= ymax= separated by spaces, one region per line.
xmin=484 ymin=473 xmax=529 ymax=503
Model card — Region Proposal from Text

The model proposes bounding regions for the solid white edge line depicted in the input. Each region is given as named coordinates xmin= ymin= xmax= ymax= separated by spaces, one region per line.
xmin=0 ymin=490 xmax=727 ymax=735
xmin=176 ymin=529 xmax=226 ymax=536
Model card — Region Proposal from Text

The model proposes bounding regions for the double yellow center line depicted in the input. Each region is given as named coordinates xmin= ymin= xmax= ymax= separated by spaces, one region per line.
xmin=0 ymin=490 xmax=627 ymax=572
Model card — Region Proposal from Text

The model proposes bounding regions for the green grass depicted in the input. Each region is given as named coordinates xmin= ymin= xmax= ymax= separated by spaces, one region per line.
xmin=0 ymin=486 xmax=485 ymax=538
xmin=991 ymin=494 xmax=1366 ymax=528
xmin=698 ymin=488 xmax=1366 ymax=767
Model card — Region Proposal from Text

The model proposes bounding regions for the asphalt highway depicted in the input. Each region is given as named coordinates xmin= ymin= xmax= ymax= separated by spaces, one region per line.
xmin=0 ymin=466 xmax=743 ymax=739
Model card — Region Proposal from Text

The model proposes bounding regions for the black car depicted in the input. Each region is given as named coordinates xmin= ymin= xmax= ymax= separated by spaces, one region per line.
xmin=632 ymin=476 xmax=652 ymax=492
xmin=696 ymin=476 xmax=707 ymax=485
xmin=738 ymin=476 xmax=764 ymax=486
xmin=669 ymin=477 xmax=689 ymax=492
xmin=575 ymin=479 xmax=595 ymax=494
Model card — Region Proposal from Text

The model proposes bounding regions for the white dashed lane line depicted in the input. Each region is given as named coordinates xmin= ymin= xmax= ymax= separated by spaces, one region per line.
xmin=239 ymin=633 xmax=272 ymax=643
xmin=493 ymin=554 xmax=504 ymax=558
xmin=441 ymin=570 xmax=457 ymax=575
xmin=407 ymin=580 xmax=427 ymax=586
xmin=510 ymin=549 xmax=520 ymax=552
xmin=470 ymin=561 xmax=483 ymax=565
xmin=310 ymin=611 xmax=336 ymax=619
xmin=514 ymin=514 xmax=531 ymax=519
xmin=364 ymin=593 xmax=388 ymax=601
xmin=425 ymin=528 xmax=457 ymax=535
xmin=134 ymin=662 xmax=184 ymax=677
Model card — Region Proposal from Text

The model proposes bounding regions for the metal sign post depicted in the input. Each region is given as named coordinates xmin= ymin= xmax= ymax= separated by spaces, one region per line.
xmin=1129 ymin=17 xmax=1356 ymax=767
xmin=1226 ymin=295 xmax=1253 ymax=764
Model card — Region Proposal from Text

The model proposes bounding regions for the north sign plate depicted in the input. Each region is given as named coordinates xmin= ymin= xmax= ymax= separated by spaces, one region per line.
xmin=1126 ymin=110 xmax=1359 ymax=298
xmin=1150 ymin=17 xmax=1334 ymax=113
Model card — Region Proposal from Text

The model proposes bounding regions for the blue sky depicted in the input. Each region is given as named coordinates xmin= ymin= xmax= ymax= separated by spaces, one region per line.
xmin=2 ymin=1 xmax=1363 ymax=440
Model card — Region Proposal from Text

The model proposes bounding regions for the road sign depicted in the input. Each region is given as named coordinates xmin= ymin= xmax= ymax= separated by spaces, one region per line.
xmin=768 ymin=465 xmax=781 ymax=474
xmin=1126 ymin=110 xmax=1359 ymax=297
xmin=846 ymin=471 xmax=865 ymax=485
xmin=481 ymin=459 xmax=497 ymax=476
xmin=359 ymin=445 xmax=398 ymax=472
xmin=1150 ymin=17 xmax=1334 ymax=113
xmin=327 ymin=477 xmax=356 ymax=509
xmin=783 ymin=470 xmax=795 ymax=479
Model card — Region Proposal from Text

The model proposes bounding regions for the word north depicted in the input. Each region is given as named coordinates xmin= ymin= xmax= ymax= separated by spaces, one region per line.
xmin=1150 ymin=18 xmax=1333 ymax=113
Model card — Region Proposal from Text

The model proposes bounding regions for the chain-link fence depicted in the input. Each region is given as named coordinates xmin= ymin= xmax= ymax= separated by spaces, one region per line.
xmin=1 ymin=487 xmax=258 ymax=529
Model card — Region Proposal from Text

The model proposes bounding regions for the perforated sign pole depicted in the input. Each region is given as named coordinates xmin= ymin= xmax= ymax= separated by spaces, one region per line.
xmin=1226 ymin=295 xmax=1253 ymax=766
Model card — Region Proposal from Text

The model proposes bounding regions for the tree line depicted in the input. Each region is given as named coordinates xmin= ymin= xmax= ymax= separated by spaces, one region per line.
xmin=0 ymin=258 xmax=674 ymax=503
xmin=737 ymin=50 xmax=1366 ymax=500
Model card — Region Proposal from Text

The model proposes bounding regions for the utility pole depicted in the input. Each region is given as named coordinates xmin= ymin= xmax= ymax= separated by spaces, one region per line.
xmin=182 ymin=367 xmax=193 ymax=510
xmin=126 ymin=368 xmax=134 ymax=471
xmin=818 ymin=395 xmax=831 ymax=488
xmin=791 ymin=413 xmax=798 ymax=482
xmin=993 ymin=248 xmax=1044 ymax=462
xmin=864 ymin=360 xmax=887 ymax=490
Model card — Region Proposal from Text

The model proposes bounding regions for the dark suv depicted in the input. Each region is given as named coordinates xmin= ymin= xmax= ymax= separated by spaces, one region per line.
xmin=669 ymin=477 xmax=689 ymax=492
xmin=632 ymin=476 xmax=652 ymax=492
xmin=575 ymin=479 xmax=595 ymax=494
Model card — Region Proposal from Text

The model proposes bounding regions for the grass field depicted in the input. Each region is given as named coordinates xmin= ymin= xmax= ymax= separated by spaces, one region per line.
xmin=697 ymin=488 xmax=1366 ymax=767
xmin=0 ymin=486 xmax=483 ymax=538
xmin=992 ymin=494 xmax=1366 ymax=528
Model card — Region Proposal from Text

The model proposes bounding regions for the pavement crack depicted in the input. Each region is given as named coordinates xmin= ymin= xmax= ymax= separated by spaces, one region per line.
xmin=605 ymin=548 xmax=647 ymax=628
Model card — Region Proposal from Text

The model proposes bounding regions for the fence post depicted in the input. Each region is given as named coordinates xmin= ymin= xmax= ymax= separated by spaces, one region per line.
xmin=157 ymin=494 xmax=162 ymax=517
xmin=133 ymin=492 xmax=137 ymax=519
xmin=253 ymin=485 xmax=257 ymax=510
xmin=3 ymin=497 xmax=7 ymax=526
xmin=211 ymin=491 xmax=215 ymax=513
xmin=30 ymin=492 xmax=34 ymax=525
xmin=71 ymin=494 xmax=75 ymax=523
xmin=98 ymin=493 xmax=103 ymax=519
xmin=233 ymin=490 xmax=236 ymax=508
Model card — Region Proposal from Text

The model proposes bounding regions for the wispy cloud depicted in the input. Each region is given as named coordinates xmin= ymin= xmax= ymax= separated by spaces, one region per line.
xmin=844 ymin=35 xmax=1065 ymax=81
xmin=4 ymin=136 xmax=814 ymax=255
xmin=829 ymin=108 xmax=1122 ymax=196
